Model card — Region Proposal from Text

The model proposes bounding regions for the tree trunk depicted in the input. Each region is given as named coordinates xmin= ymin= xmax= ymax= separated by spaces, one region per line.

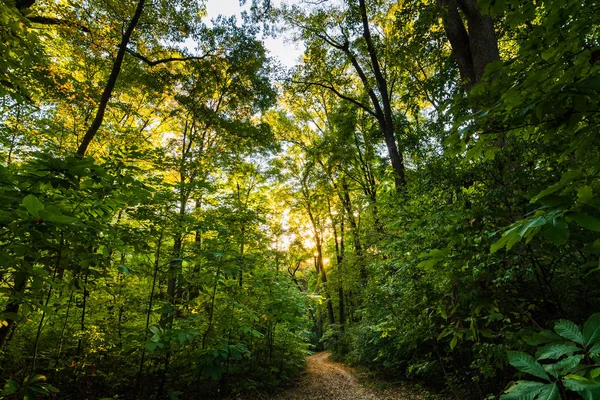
xmin=315 ymin=237 xmax=335 ymax=326
xmin=358 ymin=0 xmax=406 ymax=191
xmin=0 ymin=270 xmax=26 ymax=347
xmin=327 ymin=197 xmax=346 ymax=328
xmin=138 ymin=228 xmax=165 ymax=396
xmin=76 ymin=272 xmax=89 ymax=357
xmin=76 ymin=0 xmax=146 ymax=155
xmin=437 ymin=0 xmax=500 ymax=88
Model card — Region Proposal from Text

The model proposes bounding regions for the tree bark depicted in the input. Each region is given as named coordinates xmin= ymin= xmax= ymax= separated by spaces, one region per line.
xmin=358 ymin=0 xmax=406 ymax=191
xmin=327 ymin=197 xmax=346 ymax=327
xmin=0 ymin=270 xmax=26 ymax=347
xmin=76 ymin=0 xmax=145 ymax=155
xmin=437 ymin=0 xmax=499 ymax=88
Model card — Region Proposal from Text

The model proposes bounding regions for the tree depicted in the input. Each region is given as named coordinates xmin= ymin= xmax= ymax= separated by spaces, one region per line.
xmin=283 ymin=0 xmax=407 ymax=192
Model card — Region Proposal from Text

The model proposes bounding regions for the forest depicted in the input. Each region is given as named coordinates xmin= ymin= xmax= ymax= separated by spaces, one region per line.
xmin=1 ymin=0 xmax=599 ymax=399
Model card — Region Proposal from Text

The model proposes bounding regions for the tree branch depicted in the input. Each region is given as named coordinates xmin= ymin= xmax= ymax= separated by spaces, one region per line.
xmin=77 ymin=0 xmax=146 ymax=156
xmin=28 ymin=16 xmax=90 ymax=33
xmin=125 ymin=48 xmax=214 ymax=67
xmin=291 ymin=79 xmax=377 ymax=117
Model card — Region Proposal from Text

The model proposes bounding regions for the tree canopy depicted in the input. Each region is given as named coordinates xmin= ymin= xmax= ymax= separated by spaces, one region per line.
xmin=1 ymin=0 xmax=600 ymax=399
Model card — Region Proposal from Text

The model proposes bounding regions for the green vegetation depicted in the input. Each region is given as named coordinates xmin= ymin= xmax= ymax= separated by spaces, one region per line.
xmin=0 ymin=0 xmax=599 ymax=398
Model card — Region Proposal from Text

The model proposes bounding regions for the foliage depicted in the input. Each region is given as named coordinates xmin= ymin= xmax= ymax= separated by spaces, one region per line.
xmin=1 ymin=0 xmax=600 ymax=398
xmin=502 ymin=314 xmax=600 ymax=399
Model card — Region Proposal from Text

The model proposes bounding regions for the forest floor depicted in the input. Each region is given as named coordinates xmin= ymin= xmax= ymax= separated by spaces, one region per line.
xmin=269 ymin=352 xmax=427 ymax=400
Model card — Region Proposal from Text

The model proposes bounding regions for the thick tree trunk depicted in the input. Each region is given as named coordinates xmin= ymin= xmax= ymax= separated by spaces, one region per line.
xmin=437 ymin=0 xmax=476 ymax=85
xmin=437 ymin=0 xmax=499 ymax=88
xmin=460 ymin=0 xmax=500 ymax=82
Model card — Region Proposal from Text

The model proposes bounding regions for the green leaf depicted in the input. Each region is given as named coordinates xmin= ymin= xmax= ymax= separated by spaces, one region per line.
xmin=22 ymin=194 xmax=44 ymax=217
xmin=507 ymin=351 xmax=550 ymax=381
xmin=555 ymin=319 xmax=585 ymax=344
xmin=417 ymin=257 xmax=443 ymax=270
xmin=568 ymin=213 xmax=600 ymax=232
xmin=563 ymin=377 xmax=600 ymax=392
xmin=228 ymin=345 xmax=242 ymax=360
xmin=417 ymin=248 xmax=448 ymax=270
xmin=578 ymin=186 xmax=594 ymax=204
xmin=1 ymin=379 xmax=19 ymax=396
xmin=543 ymin=217 xmax=569 ymax=246
xmin=544 ymin=355 xmax=584 ymax=378
xmin=584 ymin=313 xmax=600 ymax=346
xmin=38 ymin=210 xmax=77 ymax=224
xmin=27 ymin=374 xmax=46 ymax=384
xmin=39 ymin=383 xmax=59 ymax=393
xmin=536 ymin=383 xmax=560 ymax=400
xmin=450 ymin=335 xmax=458 ymax=350
xmin=589 ymin=342 xmax=600 ymax=355
xmin=202 ymin=365 xmax=222 ymax=380
xmin=578 ymin=388 xmax=600 ymax=400
xmin=526 ymin=330 xmax=563 ymax=346
xmin=500 ymin=380 xmax=546 ymax=399
xmin=531 ymin=170 xmax=583 ymax=203
xmin=145 ymin=342 xmax=158 ymax=351
xmin=536 ymin=343 xmax=581 ymax=360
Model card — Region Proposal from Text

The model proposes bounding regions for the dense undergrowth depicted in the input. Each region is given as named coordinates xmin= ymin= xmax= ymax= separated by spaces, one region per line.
xmin=2 ymin=0 xmax=600 ymax=399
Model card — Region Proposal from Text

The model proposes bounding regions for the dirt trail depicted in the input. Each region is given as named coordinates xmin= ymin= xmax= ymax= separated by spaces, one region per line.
xmin=273 ymin=351 xmax=380 ymax=400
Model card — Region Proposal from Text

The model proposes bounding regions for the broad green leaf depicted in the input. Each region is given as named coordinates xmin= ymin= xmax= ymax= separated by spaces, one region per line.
xmin=145 ymin=342 xmax=158 ymax=351
xmin=507 ymin=351 xmax=550 ymax=381
xmin=450 ymin=335 xmax=458 ymax=350
xmin=228 ymin=345 xmax=242 ymax=360
xmin=535 ymin=383 xmax=560 ymax=400
xmin=39 ymin=383 xmax=59 ymax=393
xmin=583 ymin=313 xmax=600 ymax=346
xmin=544 ymin=355 xmax=584 ymax=378
xmin=22 ymin=194 xmax=44 ymax=217
xmin=531 ymin=170 xmax=583 ymax=203
xmin=1 ymin=379 xmax=19 ymax=396
xmin=202 ymin=365 xmax=222 ymax=380
xmin=28 ymin=386 xmax=49 ymax=395
xmin=27 ymin=374 xmax=46 ymax=384
xmin=500 ymin=380 xmax=546 ymax=399
xmin=555 ymin=319 xmax=584 ymax=344
xmin=578 ymin=388 xmax=600 ymax=400
xmin=526 ymin=330 xmax=563 ymax=346
xmin=536 ymin=343 xmax=581 ymax=360
xmin=417 ymin=248 xmax=448 ymax=270
xmin=563 ymin=377 xmax=600 ymax=392
xmin=417 ymin=257 xmax=443 ymax=270
xmin=38 ymin=210 xmax=77 ymax=224
xmin=578 ymin=186 xmax=593 ymax=204
xmin=569 ymin=213 xmax=600 ymax=232
xmin=491 ymin=226 xmax=523 ymax=253
xmin=589 ymin=342 xmax=600 ymax=355
xmin=543 ymin=218 xmax=569 ymax=246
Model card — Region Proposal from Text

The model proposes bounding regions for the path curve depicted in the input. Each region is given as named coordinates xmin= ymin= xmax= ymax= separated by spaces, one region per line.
xmin=273 ymin=351 xmax=380 ymax=400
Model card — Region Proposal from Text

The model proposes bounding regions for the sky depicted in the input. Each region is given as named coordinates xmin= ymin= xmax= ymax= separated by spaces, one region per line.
xmin=204 ymin=0 xmax=304 ymax=69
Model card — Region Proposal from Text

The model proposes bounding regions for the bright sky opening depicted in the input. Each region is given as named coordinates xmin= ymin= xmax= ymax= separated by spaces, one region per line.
xmin=205 ymin=0 xmax=304 ymax=69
